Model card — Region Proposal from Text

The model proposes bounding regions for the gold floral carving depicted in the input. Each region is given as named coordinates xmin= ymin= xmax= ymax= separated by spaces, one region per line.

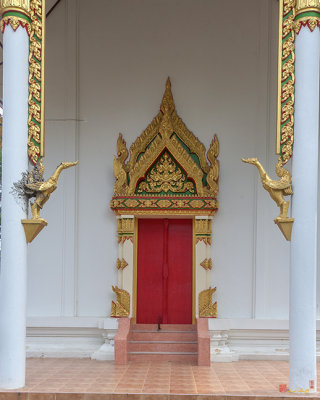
xmin=111 ymin=78 xmax=220 ymax=203
xmin=156 ymin=199 xmax=172 ymax=208
xmin=200 ymin=258 xmax=213 ymax=271
xmin=199 ymin=287 xmax=217 ymax=318
xmin=110 ymin=286 xmax=130 ymax=317
xmin=277 ymin=0 xmax=295 ymax=165
xmin=137 ymin=152 xmax=195 ymax=194
xmin=128 ymin=134 xmax=205 ymax=196
xmin=116 ymin=258 xmax=128 ymax=270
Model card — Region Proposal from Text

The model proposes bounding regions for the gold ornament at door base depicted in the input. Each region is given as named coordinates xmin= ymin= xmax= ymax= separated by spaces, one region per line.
xmin=111 ymin=286 xmax=130 ymax=317
xmin=199 ymin=287 xmax=217 ymax=318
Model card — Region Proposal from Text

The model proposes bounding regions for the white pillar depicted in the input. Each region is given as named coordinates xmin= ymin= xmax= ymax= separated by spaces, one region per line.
xmin=0 ymin=24 xmax=29 ymax=389
xmin=290 ymin=25 xmax=320 ymax=393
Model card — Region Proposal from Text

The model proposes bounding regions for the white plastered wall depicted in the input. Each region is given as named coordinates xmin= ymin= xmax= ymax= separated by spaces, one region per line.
xmin=25 ymin=0 xmax=320 ymax=359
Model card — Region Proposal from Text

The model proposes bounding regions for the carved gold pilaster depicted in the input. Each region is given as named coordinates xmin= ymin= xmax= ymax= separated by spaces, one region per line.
xmin=195 ymin=218 xmax=212 ymax=243
xmin=117 ymin=216 xmax=135 ymax=243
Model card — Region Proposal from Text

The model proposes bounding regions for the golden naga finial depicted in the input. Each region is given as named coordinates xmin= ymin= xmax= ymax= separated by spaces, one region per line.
xmin=206 ymin=135 xmax=219 ymax=197
xmin=25 ymin=161 xmax=79 ymax=221
xmin=113 ymin=133 xmax=129 ymax=196
xmin=242 ymin=157 xmax=294 ymax=240
xmin=160 ymin=77 xmax=175 ymax=116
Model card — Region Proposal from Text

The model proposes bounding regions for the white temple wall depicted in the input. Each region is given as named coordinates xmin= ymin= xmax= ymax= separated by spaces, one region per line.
xmin=25 ymin=0 xmax=311 ymax=357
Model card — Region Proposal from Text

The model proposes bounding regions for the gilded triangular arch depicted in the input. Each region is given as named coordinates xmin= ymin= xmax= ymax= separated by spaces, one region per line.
xmin=111 ymin=78 xmax=219 ymax=216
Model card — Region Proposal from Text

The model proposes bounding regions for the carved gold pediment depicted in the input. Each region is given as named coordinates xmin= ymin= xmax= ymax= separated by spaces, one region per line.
xmin=111 ymin=78 xmax=219 ymax=216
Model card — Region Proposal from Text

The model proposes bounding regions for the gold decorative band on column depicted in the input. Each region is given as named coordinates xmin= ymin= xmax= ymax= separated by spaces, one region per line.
xmin=0 ymin=0 xmax=31 ymax=34
xmin=276 ymin=0 xmax=295 ymax=165
xmin=0 ymin=0 xmax=30 ymax=14
xmin=294 ymin=1 xmax=320 ymax=33
xmin=296 ymin=0 xmax=320 ymax=13
xmin=0 ymin=14 xmax=30 ymax=34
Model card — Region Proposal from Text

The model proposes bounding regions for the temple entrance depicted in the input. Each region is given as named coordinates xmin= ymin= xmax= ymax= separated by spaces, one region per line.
xmin=137 ymin=219 xmax=193 ymax=324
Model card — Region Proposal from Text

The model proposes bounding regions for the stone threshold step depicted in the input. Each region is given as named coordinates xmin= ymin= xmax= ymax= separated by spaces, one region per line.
xmin=129 ymin=351 xmax=198 ymax=355
xmin=132 ymin=330 xmax=196 ymax=333
xmin=129 ymin=341 xmax=197 ymax=344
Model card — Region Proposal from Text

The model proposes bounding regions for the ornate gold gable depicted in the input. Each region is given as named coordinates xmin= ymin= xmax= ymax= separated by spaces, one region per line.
xmin=110 ymin=78 xmax=219 ymax=216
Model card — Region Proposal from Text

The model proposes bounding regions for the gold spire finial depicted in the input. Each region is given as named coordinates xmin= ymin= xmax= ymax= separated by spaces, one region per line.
xmin=160 ymin=77 xmax=175 ymax=116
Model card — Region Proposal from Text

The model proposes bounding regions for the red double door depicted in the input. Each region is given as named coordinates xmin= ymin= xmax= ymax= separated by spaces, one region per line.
xmin=137 ymin=219 xmax=193 ymax=324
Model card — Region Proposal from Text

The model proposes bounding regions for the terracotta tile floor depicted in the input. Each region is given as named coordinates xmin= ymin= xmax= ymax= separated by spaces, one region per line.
xmin=1 ymin=359 xmax=320 ymax=398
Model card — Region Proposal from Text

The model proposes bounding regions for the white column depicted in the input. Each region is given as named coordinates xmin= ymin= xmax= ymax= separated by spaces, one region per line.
xmin=0 ymin=25 xmax=29 ymax=389
xmin=289 ymin=25 xmax=320 ymax=392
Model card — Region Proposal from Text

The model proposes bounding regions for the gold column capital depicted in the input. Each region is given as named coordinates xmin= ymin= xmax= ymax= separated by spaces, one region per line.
xmin=0 ymin=0 xmax=30 ymax=15
xmin=296 ymin=0 xmax=320 ymax=13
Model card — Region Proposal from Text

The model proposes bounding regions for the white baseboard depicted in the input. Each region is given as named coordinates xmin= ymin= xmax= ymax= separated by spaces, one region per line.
xmin=25 ymin=317 xmax=320 ymax=361
xmin=26 ymin=317 xmax=117 ymax=359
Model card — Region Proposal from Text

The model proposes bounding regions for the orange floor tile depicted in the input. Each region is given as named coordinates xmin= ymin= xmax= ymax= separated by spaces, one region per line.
xmin=0 ymin=358 xmax=320 ymax=399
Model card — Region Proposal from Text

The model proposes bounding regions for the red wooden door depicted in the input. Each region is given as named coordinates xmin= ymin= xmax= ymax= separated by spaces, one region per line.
xmin=137 ymin=219 xmax=193 ymax=324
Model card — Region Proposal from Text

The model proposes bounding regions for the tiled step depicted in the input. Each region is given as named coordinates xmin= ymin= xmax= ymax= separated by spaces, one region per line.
xmin=130 ymin=331 xmax=197 ymax=341
xmin=132 ymin=323 xmax=196 ymax=331
xmin=128 ymin=352 xmax=198 ymax=363
xmin=128 ymin=341 xmax=198 ymax=352
xmin=128 ymin=324 xmax=198 ymax=364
